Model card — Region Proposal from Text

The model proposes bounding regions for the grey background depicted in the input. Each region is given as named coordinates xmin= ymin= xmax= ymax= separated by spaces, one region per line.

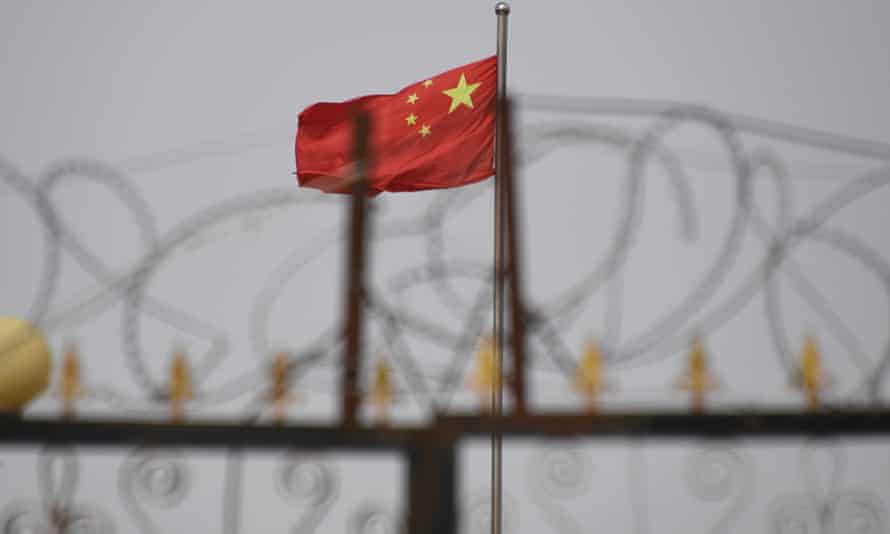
xmin=2 ymin=1 xmax=890 ymax=532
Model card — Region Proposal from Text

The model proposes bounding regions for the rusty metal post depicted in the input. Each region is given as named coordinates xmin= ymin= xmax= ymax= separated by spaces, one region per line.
xmin=405 ymin=431 xmax=457 ymax=534
xmin=502 ymin=99 xmax=527 ymax=416
xmin=342 ymin=111 xmax=370 ymax=428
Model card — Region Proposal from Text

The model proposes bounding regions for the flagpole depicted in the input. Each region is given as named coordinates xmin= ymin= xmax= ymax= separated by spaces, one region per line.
xmin=492 ymin=4 xmax=510 ymax=534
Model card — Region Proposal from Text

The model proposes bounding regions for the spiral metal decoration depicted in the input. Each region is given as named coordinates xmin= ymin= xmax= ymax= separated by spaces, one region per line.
xmin=0 ymin=447 xmax=113 ymax=534
xmin=276 ymin=454 xmax=337 ymax=507
xmin=119 ymin=449 xmax=190 ymax=534
xmin=685 ymin=447 xmax=746 ymax=502
xmin=769 ymin=492 xmax=887 ymax=534
xmin=768 ymin=496 xmax=821 ymax=534
xmin=120 ymin=450 xmax=190 ymax=508
xmin=769 ymin=443 xmax=887 ymax=534
xmin=348 ymin=504 xmax=398 ymax=534
xmin=684 ymin=445 xmax=752 ymax=534
xmin=56 ymin=508 xmax=115 ymax=534
xmin=526 ymin=444 xmax=593 ymax=534
xmin=276 ymin=453 xmax=339 ymax=534
xmin=2 ymin=501 xmax=114 ymax=534
xmin=530 ymin=446 xmax=592 ymax=500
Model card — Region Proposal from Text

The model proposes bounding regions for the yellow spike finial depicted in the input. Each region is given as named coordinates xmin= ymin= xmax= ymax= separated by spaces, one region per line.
xmin=797 ymin=335 xmax=827 ymax=409
xmin=268 ymin=352 xmax=297 ymax=424
xmin=469 ymin=336 xmax=498 ymax=412
xmin=169 ymin=348 xmax=193 ymax=423
xmin=370 ymin=358 xmax=394 ymax=425
xmin=574 ymin=339 xmax=607 ymax=412
xmin=677 ymin=337 xmax=718 ymax=413
xmin=57 ymin=344 xmax=87 ymax=419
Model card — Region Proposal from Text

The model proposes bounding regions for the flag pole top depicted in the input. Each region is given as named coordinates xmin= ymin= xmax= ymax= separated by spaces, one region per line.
xmin=495 ymin=2 xmax=510 ymax=15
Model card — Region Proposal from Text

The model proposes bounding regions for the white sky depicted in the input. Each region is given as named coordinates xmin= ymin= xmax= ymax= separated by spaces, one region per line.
xmin=2 ymin=1 xmax=890 ymax=532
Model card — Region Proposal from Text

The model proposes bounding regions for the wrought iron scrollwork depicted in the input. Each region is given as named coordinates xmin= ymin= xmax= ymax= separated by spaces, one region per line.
xmin=684 ymin=445 xmax=752 ymax=534
xmin=769 ymin=442 xmax=887 ymax=534
xmin=528 ymin=444 xmax=592 ymax=534
xmin=1 ymin=447 xmax=113 ymax=534
xmin=276 ymin=453 xmax=339 ymax=534
xmin=348 ymin=503 xmax=398 ymax=534
xmin=119 ymin=449 xmax=189 ymax=534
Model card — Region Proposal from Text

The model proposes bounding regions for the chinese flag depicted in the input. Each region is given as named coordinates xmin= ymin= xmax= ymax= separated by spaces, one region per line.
xmin=295 ymin=56 xmax=496 ymax=195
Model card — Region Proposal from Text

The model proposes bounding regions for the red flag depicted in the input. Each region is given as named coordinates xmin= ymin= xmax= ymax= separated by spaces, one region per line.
xmin=295 ymin=56 xmax=496 ymax=195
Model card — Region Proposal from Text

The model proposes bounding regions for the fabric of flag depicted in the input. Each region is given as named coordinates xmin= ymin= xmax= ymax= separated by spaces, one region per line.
xmin=295 ymin=56 xmax=496 ymax=195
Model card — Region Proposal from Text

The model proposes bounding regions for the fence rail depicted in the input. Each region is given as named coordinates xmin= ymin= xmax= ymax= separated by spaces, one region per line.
xmin=3 ymin=410 xmax=889 ymax=534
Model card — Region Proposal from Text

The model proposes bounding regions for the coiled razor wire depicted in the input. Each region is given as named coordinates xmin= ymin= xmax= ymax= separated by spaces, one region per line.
xmin=3 ymin=96 xmax=890 ymax=415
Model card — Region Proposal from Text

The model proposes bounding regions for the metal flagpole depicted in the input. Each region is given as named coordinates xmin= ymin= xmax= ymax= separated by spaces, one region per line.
xmin=492 ymin=3 xmax=510 ymax=534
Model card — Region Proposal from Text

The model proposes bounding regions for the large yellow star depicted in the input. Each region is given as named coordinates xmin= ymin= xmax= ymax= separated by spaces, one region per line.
xmin=442 ymin=73 xmax=481 ymax=113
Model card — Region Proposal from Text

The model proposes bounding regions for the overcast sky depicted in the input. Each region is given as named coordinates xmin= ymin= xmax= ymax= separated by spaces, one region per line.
xmin=3 ymin=2 xmax=890 ymax=532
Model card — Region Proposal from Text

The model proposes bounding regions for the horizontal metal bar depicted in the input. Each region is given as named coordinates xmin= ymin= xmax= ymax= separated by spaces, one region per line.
xmin=3 ymin=410 xmax=890 ymax=449
xmin=436 ymin=411 xmax=890 ymax=439
xmin=0 ymin=415 xmax=422 ymax=450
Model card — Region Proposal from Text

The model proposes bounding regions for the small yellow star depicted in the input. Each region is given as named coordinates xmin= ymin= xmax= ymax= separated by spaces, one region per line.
xmin=442 ymin=73 xmax=481 ymax=113
xmin=422 ymin=79 xmax=433 ymax=88
xmin=405 ymin=113 xmax=418 ymax=126
xmin=407 ymin=93 xmax=419 ymax=104
xmin=419 ymin=124 xmax=431 ymax=137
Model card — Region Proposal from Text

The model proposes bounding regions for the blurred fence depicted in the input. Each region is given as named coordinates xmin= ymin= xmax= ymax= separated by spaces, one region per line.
xmin=4 ymin=96 xmax=890 ymax=532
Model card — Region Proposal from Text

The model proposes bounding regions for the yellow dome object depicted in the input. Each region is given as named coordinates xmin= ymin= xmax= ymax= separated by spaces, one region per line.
xmin=0 ymin=317 xmax=53 ymax=411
